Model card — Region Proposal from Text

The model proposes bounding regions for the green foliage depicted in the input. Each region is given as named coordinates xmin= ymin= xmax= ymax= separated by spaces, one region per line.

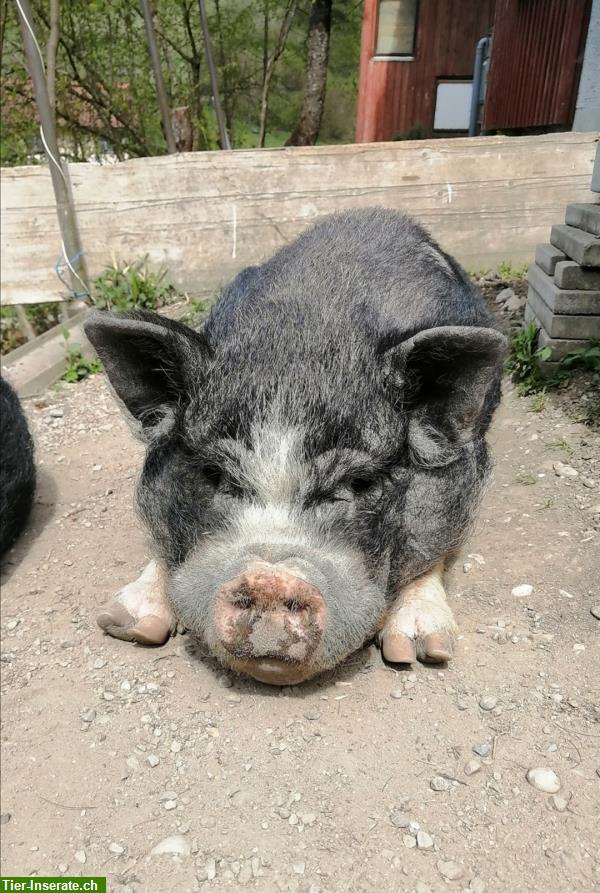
xmin=507 ymin=323 xmax=600 ymax=427
xmin=62 ymin=330 xmax=103 ymax=383
xmin=1 ymin=0 xmax=362 ymax=162
xmin=505 ymin=322 xmax=551 ymax=395
xmin=92 ymin=258 xmax=178 ymax=312
xmin=181 ymin=298 xmax=210 ymax=326
xmin=0 ymin=303 xmax=61 ymax=354
xmin=497 ymin=261 xmax=529 ymax=281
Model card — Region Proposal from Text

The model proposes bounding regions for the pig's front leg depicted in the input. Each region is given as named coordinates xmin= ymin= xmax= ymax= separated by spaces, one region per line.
xmin=380 ymin=561 xmax=457 ymax=664
xmin=97 ymin=560 xmax=176 ymax=645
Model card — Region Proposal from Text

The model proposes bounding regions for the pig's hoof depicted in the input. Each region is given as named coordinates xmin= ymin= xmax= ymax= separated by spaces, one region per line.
xmin=97 ymin=562 xmax=175 ymax=646
xmin=380 ymin=602 xmax=456 ymax=665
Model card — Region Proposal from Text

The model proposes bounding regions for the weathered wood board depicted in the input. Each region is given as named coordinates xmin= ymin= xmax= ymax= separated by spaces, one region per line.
xmin=1 ymin=132 xmax=598 ymax=305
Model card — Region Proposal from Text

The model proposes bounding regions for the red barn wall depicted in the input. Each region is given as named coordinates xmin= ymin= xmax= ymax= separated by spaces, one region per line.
xmin=483 ymin=0 xmax=592 ymax=131
xmin=356 ymin=0 xmax=496 ymax=142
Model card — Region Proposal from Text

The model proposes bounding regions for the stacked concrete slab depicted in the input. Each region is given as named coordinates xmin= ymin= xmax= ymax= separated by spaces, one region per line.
xmin=525 ymin=202 xmax=600 ymax=364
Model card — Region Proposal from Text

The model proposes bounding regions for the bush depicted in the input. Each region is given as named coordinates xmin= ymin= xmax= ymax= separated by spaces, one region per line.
xmin=92 ymin=258 xmax=178 ymax=312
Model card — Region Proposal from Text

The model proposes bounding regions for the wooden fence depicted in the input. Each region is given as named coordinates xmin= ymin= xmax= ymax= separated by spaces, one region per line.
xmin=1 ymin=132 xmax=597 ymax=306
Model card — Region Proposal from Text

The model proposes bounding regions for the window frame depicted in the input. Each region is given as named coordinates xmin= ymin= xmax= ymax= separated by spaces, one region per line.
xmin=374 ymin=0 xmax=419 ymax=61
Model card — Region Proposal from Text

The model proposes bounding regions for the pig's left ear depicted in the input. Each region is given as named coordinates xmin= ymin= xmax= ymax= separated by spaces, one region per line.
xmin=381 ymin=326 xmax=507 ymax=466
xmin=83 ymin=310 xmax=212 ymax=442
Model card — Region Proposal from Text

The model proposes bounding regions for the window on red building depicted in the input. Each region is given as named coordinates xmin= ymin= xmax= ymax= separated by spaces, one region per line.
xmin=375 ymin=0 xmax=418 ymax=57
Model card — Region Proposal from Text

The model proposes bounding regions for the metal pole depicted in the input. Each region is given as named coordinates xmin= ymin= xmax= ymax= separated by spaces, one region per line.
xmin=140 ymin=0 xmax=177 ymax=154
xmin=197 ymin=0 xmax=231 ymax=150
xmin=16 ymin=0 xmax=90 ymax=302
xmin=469 ymin=35 xmax=490 ymax=137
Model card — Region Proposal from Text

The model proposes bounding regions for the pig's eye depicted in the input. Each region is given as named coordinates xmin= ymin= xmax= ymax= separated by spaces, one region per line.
xmin=203 ymin=463 xmax=223 ymax=488
xmin=349 ymin=475 xmax=378 ymax=496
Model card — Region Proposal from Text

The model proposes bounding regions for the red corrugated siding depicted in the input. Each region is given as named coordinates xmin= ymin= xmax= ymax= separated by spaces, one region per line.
xmin=483 ymin=0 xmax=591 ymax=130
xmin=356 ymin=0 xmax=496 ymax=142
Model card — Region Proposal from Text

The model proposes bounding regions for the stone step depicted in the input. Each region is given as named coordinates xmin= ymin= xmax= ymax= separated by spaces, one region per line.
xmin=535 ymin=243 xmax=566 ymax=276
xmin=554 ymin=260 xmax=600 ymax=290
xmin=527 ymin=263 xmax=600 ymax=315
xmin=525 ymin=306 xmax=594 ymax=361
xmin=526 ymin=287 xmax=600 ymax=340
xmin=565 ymin=202 xmax=600 ymax=236
xmin=550 ymin=224 xmax=600 ymax=267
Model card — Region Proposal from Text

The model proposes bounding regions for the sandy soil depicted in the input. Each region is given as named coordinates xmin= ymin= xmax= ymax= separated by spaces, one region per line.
xmin=1 ymin=372 xmax=599 ymax=893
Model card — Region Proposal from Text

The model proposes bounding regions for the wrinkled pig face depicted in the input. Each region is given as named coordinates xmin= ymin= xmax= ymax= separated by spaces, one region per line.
xmin=84 ymin=309 xmax=505 ymax=684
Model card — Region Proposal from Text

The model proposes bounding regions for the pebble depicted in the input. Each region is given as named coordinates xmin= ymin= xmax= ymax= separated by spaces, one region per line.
xmin=495 ymin=287 xmax=515 ymax=304
xmin=389 ymin=689 xmax=403 ymax=700
xmin=102 ymin=691 xmax=114 ymax=701
xmin=415 ymin=884 xmax=432 ymax=893
xmin=93 ymin=658 xmax=106 ymax=669
xmin=511 ymin=584 xmax=533 ymax=598
xmin=150 ymin=834 xmax=190 ymax=856
xmin=473 ymin=742 xmax=492 ymax=758
xmin=147 ymin=754 xmax=160 ymax=767
xmin=437 ymin=860 xmax=463 ymax=881
xmin=292 ymin=863 xmax=306 ymax=875
xmin=590 ymin=606 xmax=600 ymax=620
xmin=80 ymin=709 xmax=96 ymax=723
xmin=526 ymin=767 xmax=561 ymax=793
xmin=74 ymin=850 xmax=86 ymax=864
xmin=470 ymin=879 xmax=486 ymax=893
xmin=430 ymin=775 xmax=451 ymax=792
xmin=390 ymin=811 xmax=411 ymax=829
xmin=416 ymin=830 xmax=434 ymax=849
xmin=464 ymin=759 xmax=482 ymax=776
xmin=553 ymin=461 xmax=578 ymax=478
xmin=303 ymin=708 xmax=321 ymax=721
xmin=227 ymin=692 xmax=241 ymax=703
xmin=551 ymin=795 xmax=568 ymax=812
xmin=163 ymin=800 xmax=177 ymax=810
xmin=479 ymin=696 xmax=498 ymax=711
xmin=170 ymin=741 xmax=182 ymax=753
xmin=403 ymin=834 xmax=416 ymax=849
xmin=108 ymin=842 xmax=125 ymax=855
xmin=0 ymin=814 xmax=11 ymax=825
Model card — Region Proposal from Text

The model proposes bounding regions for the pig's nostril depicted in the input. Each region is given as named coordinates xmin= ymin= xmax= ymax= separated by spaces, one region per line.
xmin=284 ymin=599 xmax=304 ymax=613
xmin=233 ymin=595 xmax=254 ymax=610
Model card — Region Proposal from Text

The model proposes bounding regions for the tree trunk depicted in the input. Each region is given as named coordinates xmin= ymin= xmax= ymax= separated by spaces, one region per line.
xmin=286 ymin=0 xmax=331 ymax=146
xmin=257 ymin=0 xmax=298 ymax=148
xmin=46 ymin=0 xmax=60 ymax=113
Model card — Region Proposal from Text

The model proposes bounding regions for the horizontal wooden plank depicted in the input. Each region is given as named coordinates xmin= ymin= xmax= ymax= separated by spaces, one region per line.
xmin=1 ymin=132 xmax=598 ymax=305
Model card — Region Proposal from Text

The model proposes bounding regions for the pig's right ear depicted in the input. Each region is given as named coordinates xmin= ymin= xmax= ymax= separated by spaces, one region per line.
xmin=83 ymin=310 xmax=212 ymax=442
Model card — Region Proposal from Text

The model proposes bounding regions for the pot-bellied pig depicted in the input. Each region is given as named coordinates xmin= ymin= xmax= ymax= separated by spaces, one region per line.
xmin=1 ymin=376 xmax=36 ymax=559
xmin=84 ymin=208 xmax=506 ymax=685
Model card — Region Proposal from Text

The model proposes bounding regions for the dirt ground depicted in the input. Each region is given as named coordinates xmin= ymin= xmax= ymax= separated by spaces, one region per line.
xmin=1 ymin=369 xmax=599 ymax=893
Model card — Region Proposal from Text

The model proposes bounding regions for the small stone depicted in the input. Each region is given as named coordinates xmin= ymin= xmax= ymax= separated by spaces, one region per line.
xmin=108 ymin=842 xmax=125 ymax=855
xmin=206 ymin=858 xmax=217 ymax=880
xmin=463 ymin=562 xmax=473 ymax=574
xmin=5 ymin=619 xmax=19 ymax=630
xmin=403 ymin=834 xmax=416 ymax=848
xmin=238 ymin=861 xmax=253 ymax=884
xmin=102 ymin=691 xmax=114 ymax=701
xmin=464 ymin=759 xmax=482 ymax=776
xmin=389 ymin=689 xmax=403 ymax=700
xmin=159 ymin=790 xmax=178 ymax=801
xmin=303 ymin=707 xmax=321 ymax=720
xmin=49 ymin=407 xmax=64 ymax=418
xmin=226 ymin=692 xmax=241 ymax=703
xmin=147 ymin=754 xmax=160 ymax=767
xmin=74 ymin=850 xmax=86 ymax=864
xmin=430 ymin=775 xmax=451 ymax=792
xmin=292 ymin=863 xmax=306 ymax=875
xmin=511 ymin=584 xmax=533 ymax=598
xmin=590 ymin=606 xmax=600 ymax=620
xmin=417 ymin=830 xmax=434 ymax=849
xmin=581 ymin=477 xmax=596 ymax=489
xmin=437 ymin=860 xmax=464 ymax=881
xmin=163 ymin=800 xmax=177 ymax=810
xmin=150 ymin=834 xmax=190 ymax=856
xmin=415 ymin=884 xmax=432 ymax=893
xmin=553 ymin=461 xmax=578 ymax=478
xmin=390 ymin=811 xmax=411 ymax=828
xmin=479 ymin=696 xmax=498 ymax=711
xmin=469 ymin=879 xmax=485 ymax=893
xmin=473 ymin=742 xmax=492 ymax=758
xmin=495 ymin=287 xmax=515 ymax=304
xmin=0 ymin=814 xmax=11 ymax=825
xmin=80 ymin=708 xmax=96 ymax=723
xmin=170 ymin=741 xmax=182 ymax=753
xmin=551 ymin=795 xmax=568 ymax=812
xmin=526 ymin=767 xmax=561 ymax=793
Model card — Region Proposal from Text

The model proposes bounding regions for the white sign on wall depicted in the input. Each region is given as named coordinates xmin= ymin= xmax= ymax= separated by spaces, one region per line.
xmin=434 ymin=81 xmax=473 ymax=131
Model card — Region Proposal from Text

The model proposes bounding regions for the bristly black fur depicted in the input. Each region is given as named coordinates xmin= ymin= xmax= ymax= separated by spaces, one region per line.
xmin=0 ymin=377 xmax=36 ymax=559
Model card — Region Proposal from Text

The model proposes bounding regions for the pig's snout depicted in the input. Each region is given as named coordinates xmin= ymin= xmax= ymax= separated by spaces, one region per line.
xmin=214 ymin=566 xmax=326 ymax=684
